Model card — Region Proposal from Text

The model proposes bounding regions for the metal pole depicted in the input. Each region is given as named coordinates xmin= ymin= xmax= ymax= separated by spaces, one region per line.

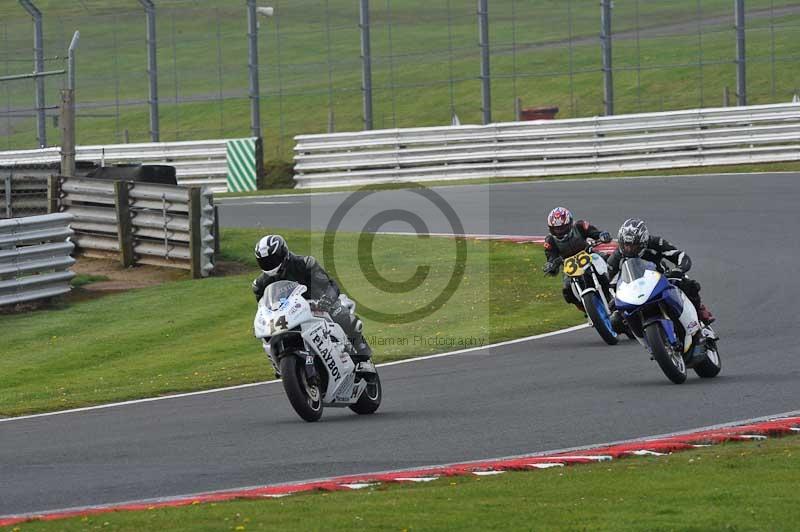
xmin=359 ymin=0 xmax=373 ymax=130
xmin=247 ymin=0 xmax=261 ymax=140
xmin=67 ymin=30 xmax=79 ymax=90
xmin=60 ymin=90 xmax=75 ymax=177
xmin=478 ymin=0 xmax=491 ymax=125
xmin=735 ymin=0 xmax=746 ymax=106
xmin=138 ymin=0 xmax=160 ymax=142
xmin=19 ymin=0 xmax=47 ymax=147
xmin=60 ymin=31 xmax=79 ymax=178
xmin=600 ymin=0 xmax=614 ymax=116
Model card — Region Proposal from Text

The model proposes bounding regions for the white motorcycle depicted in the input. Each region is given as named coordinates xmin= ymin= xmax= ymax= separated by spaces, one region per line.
xmin=254 ymin=280 xmax=381 ymax=422
xmin=561 ymin=244 xmax=619 ymax=345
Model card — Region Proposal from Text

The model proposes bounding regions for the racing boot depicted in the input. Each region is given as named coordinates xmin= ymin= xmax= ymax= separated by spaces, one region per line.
xmin=687 ymin=334 xmax=708 ymax=367
xmin=610 ymin=310 xmax=627 ymax=335
xmin=697 ymin=303 xmax=715 ymax=325
xmin=350 ymin=333 xmax=373 ymax=363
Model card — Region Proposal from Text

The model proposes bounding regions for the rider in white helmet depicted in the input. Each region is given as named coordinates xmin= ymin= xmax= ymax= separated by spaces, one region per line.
xmin=542 ymin=206 xmax=613 ymax=313
xmin=252 ymin=234 xmax=372 ymax=362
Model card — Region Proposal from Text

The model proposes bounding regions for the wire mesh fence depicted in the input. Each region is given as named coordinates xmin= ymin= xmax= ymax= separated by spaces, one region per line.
xmin=1 ymin=0 xmax=799 ymax=160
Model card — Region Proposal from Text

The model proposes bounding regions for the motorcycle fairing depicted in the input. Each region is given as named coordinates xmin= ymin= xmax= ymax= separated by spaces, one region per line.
xmin=615 ymin=270 xmax=671 ymax=311
xmin=301 ymin=319 xmax=357 ymax=403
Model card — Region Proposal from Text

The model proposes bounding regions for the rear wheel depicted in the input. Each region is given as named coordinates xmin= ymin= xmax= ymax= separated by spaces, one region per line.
xmin=694 ymin=339 xmax=722 ymax=378
xmin=280 ymin=356 xmax=323 ymax=422
xmin=644 ymin=323 xmax=687 ymax=384
xmin=582 ymin=292 xmax=618 ymax=345
xmin=349 ymin=372 xmax=382 ymax=415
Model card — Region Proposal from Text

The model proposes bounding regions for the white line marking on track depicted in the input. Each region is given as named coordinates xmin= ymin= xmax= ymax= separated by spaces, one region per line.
xmin=0 ymin=324 xmax=589 ymax=424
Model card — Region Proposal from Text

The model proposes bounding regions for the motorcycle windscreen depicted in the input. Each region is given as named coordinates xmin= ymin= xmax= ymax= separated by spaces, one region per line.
xmin=264 ymin=280 xmax=299 ymax=309
xmin=619 ymin=257 xmax=659 ymax=283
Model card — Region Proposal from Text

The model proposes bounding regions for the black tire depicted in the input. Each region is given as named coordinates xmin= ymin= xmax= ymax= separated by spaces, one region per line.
xmin=349 ymin=372 xmax=382 ymax=415
xmin=644 ymin=323 xmax=687 ymax=384
xmin=694 ymin=339 xmax=722 ymax=378
xmin=582 ymin=292 xmax=619 ymax=346
xmin=280 ymin=356 xmax=323 ymax=422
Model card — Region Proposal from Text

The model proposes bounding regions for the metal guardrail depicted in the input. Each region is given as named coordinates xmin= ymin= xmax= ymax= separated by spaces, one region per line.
xmin=0 ymin=173 xmax=49 ymax=219
xmin=56 ymin=177 xmax=217 ymax=277
xmin=293 ymin=102 xmax=800 ymax=188
xmin=0 ymin=139 xmax=257 ymax=193
xmin=0 ymin=213 xmax=75 ymax=306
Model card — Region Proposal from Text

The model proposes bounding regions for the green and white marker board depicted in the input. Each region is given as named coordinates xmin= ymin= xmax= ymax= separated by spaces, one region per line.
xmin=226 ymin=138 xmax=258 ymax=192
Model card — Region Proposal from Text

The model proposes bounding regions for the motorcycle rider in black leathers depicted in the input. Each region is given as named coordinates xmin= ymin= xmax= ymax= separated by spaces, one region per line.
xmin=541 ymin=207 xmax=613 ymax=312
xmin=606 ymin=218 xmax=715 ymax=327
xmin=252 ymin=234 xmax=373 ymax=363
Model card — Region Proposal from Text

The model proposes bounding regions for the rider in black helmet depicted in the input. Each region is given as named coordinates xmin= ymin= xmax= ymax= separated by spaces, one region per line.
xmin=607 ymin=218 xmax=715 ymax=325
xmin=252 ymin=234 xmax=372 ymax=362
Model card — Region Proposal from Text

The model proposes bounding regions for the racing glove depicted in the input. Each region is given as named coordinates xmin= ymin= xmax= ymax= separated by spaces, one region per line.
xmin=599 ymin=231 xmax=612 ymax=243
xmin=666 ymin=268 xmax=685 ymax=279
xmin=542 ymin=259 xmax=561 ymax=275
xmin=318 ymin=294 xmax=335 ymax=311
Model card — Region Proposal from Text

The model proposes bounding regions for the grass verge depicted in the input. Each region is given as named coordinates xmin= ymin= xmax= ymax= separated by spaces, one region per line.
xmin=215 ymin=161 xmax=800 ymax=198
xmin=0 ymin=228 xmax=580 ymax=417
xmin=9 ymin=434 xmax=800 ymax=531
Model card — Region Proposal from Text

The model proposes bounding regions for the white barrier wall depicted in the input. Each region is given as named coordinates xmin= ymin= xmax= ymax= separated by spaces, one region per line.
xmin=293 ymin=102 xmax=800 ymax=188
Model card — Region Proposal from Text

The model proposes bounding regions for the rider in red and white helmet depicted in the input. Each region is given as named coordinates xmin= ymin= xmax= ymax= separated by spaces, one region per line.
xmin=543 ymin=207 xmax=612 ymax=312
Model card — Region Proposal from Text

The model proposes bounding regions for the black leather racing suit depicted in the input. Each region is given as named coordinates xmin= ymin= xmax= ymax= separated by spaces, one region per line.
xmin=543 ymin=220 xmax=607 ymax=308
xmin=606 ymin=235 xmax=704 ymax=312
xmin=252 ymin=252 xmax=371 ymax=360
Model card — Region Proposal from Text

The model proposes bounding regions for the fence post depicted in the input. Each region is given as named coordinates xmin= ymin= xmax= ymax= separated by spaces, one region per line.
xmin=601 ymin=0 xmax=614 ymax=116
xmin=60 ymin=89 xmax=76 ymax=177
xmin=138 ymin=0 xmax=160 ymax=142
xmin=47 ymin=175 xmax=60 ymax=214
xmin=188 ymin=186 xmax=202 ymax=279
xmin=478 ymin=0 xmax=491 ymax=125
xmin=247 ymin=0 xmax=262 ymax=140
xmin=19 ymin=0 xmax=47 ymax=148
xmin=3 ymin=174 xmax=11 ymax=218
xmin=360 ymin=0 xmax=373 ymax=130
xmin=114 ymin=181 xmax=135 ymax=267
xmin=735 ymin=0 xmax=746 ymax=106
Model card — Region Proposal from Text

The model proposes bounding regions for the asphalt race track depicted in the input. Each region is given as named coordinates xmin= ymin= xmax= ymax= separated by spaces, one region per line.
xmin=2 ymin=173 xmax=798 ymax=517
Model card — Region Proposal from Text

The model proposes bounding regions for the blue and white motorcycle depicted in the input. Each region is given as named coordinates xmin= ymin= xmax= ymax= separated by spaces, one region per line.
xmin=614 ymin=258 xmax=721 ymax=384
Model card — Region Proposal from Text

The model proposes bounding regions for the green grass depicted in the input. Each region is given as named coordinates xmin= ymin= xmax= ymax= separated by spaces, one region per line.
xmin=0 ymin=228 xmax=581 ymax=417
xmin=216 ymin=161 xmax=800 ymax=198
xmin=9 ymin=434 xmax=800 ymax=531
xmin=69 ymin=274 xmax=109 ymax=288
xmin=1 ymin=1 xmax=799 ymax=157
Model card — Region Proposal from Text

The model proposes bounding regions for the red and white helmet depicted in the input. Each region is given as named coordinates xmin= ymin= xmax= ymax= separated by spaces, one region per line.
xmin=547 ymin=207 xmax=573 ymax=241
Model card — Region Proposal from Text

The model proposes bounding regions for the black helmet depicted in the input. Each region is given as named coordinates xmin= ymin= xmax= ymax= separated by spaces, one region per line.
xmin=255 ymin=234 xmax=289 ymax=274
xmin=617 ymin=218 xmax=649 ymax=258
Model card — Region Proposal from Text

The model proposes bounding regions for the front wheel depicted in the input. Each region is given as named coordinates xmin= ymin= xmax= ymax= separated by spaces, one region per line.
xmin=349 ymin=372 xmax=382 ymax=415
xmin=582 ymin=292 xmax=618 ymax=346
xmin=644 ymin=323 xmax=687 ymax=384
xmin=693 ymin=339 xmax=722 ymax=378
xmin=280 ymin=355 xmax=323 ymax=422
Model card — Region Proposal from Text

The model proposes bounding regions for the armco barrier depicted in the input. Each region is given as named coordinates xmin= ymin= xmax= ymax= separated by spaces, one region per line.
xmin=293 ymin=102 xmax=800 ymax=188
xmin=0 ymin=173 xmax=48 ymax=219
xmin=56 ymin=177 xmax=217 ymax=278
xmin=0 ymin=213 xmax=75 ymax=306
xmin=0 ymin=138 xmax=262 ymax=194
